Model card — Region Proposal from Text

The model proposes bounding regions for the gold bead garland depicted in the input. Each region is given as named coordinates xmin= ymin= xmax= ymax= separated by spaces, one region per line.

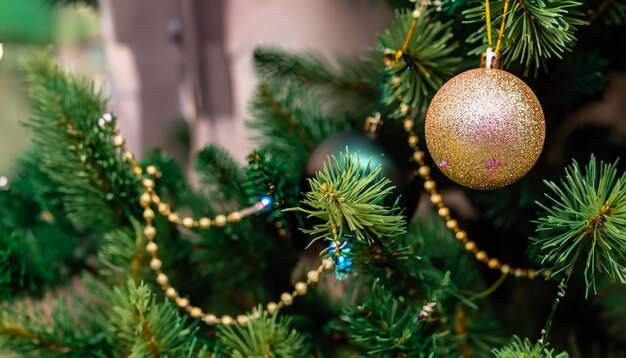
xmin=401 ymin=116 xmax=548 ymax=280
xmin=109 ymin=125 xmax=332 ymax=326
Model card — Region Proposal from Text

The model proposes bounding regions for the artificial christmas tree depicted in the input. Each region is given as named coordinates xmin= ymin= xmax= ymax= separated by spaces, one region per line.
xmin=1 ymin=0 xmax=626 ymax=357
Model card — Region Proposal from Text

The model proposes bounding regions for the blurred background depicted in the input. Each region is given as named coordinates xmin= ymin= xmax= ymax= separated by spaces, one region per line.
xmin=0 ymin=0 xmax=393 ymax=175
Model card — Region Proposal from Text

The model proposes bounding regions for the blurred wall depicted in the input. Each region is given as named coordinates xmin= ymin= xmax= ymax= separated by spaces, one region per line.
xmin=104 ymin=0 xmax=183 ymax=161
xmin=103 ymin=0 xmax=392 ymax=165
xmin=223 ymin=0 xmax=393 ymax=161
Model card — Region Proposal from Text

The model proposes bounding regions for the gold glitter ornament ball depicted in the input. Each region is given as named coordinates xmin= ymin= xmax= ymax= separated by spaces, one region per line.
xmin=425 ymin=68 xmax=545 ymax=190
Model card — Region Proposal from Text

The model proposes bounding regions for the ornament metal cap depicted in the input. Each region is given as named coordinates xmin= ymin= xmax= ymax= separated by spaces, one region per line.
xmin=480 ymin=48 xmax=501 ymax=69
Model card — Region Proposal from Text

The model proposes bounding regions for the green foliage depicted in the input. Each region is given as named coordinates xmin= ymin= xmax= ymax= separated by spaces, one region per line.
xmin=143 ymin=150 xmax=208 ymax=219
xmin=189 ymin=152 xmax=297 ymax=305
xmin=413 ymin=212 xmax=485 ymax=293
xmin=97 ymin=223 xmax=149 ymax=286
xmin=532 ymin=155 xmax=626 ymax=296
xmin=109 ymin=280 xmax=198 ymax=357
xmin=0 ymin=155 xmax=90 ymax=297
xmin=22 ymin=52 xmax=140 ymax=232
xmin=0 ymin=294 xmax=110 ymax=357
xmin=190 ymin=157 xmax=297 ymax=308
xmin=465 ymin=0 xmax=588 ymax=75
xmin=190 ymin=227 xmax=277 ymax=305
xmin=196 ymin=145 xmax=247 ymax=205
xmin=0 ymin=231 xmax=23 ymax=297
xmin=216 ymin=307 xmax=309 ymax=357
xmin=347 ymin=217 xmax=451 ymax=301
xmin=406 ymin=214 xmax=505 ymax=355
xmin=492 ymin=336 xmax=569 ymax=357
xmin=244 ymin=150 xmax=293 ymax=206
xmin=48 ymin=0 xmax=98 ymax=7
xmin=0 ymin=226 xmax=78 ymax=298
xmin=336 ymin=282 xmax=459 ymax=357
xmin=599 ymin=0 xmax=626 ymax=26
xmin=243 ymin=150 xmax=300 ymax=228
xmin=253 ymin=47 xmax=381 ymax=117
xmin=1 ymin=1 xmax=625 ymax=356
xmin=339 ymin=210 xmax=503 ymax=356
xmin=556 ymin=50 xmax=609 ymax=96
xmin=247 ymin=82 xmax=350 ymax=182
xmin=596 ymin=283 xmax=626 ymax=341
xmin=380 ymin=9 xmax=462 ymax=117
xmin=292 ymin=150 xmax=406 ymax=244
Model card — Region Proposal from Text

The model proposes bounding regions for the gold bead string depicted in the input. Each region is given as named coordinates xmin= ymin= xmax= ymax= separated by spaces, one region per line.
xmin=400 ymin=115 xmax=548 ymax=279
xmin=139 ymin=167 xmax=271 ymax=230
xmin=114 ymin=131 xmax=271 ymax=232
xmin=109 ymin=126 xmax=333 ymax=326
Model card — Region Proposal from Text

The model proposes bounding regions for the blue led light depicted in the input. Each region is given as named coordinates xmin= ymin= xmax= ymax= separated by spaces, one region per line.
xmin=328 ymin=238 xmax=353 ymax=281
xmin=260 ymin=196 xmax=272 ymax=207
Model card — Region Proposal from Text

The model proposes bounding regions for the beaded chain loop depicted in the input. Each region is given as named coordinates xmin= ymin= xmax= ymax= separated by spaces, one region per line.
xmin=107 ymin=120 xmax=332 ymax=326
xmin=106 ymin=101 xmax=546 ymax=329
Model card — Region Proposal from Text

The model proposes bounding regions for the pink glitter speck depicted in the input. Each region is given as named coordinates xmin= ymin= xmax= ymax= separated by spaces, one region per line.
xmin=441 ymin=160 xmax=448 ymax=170
xmin=484 ymin=159 xmax=506 ymax=170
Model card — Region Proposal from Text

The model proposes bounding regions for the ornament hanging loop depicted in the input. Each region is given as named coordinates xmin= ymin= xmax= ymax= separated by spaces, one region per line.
xmin=480 ymin=47 xmax=502 ymax=69
xmin=363 ymin=112 xmax=383 ymax=139
xmin=483 ymin=0 xmax=511 ymax=68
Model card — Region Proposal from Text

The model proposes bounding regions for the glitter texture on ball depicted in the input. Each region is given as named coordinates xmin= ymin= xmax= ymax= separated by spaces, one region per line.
xmin=425 ymin=68 xmax=545 ymax=190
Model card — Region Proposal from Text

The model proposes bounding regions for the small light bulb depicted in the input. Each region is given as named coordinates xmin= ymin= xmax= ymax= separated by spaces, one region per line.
xmin=0 ymin=43 xmax=4 ymax=61
xmin=260 ymin=196 xmax=272 ymax=207
xmin=0 ymin=176 xmax=9 ymax=190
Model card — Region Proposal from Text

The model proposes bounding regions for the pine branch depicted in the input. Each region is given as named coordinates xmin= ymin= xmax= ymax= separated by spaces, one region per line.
xmin=550 ymin=50 xmax=608 ymax=96
xmin=410 ymin=213 xmax=506 ymax=355
xmin=290 ymin=150 xmax=406 ymax=244
xmin=191 ymin=154 xmax=297 ymax=305
xmin=465 ymin=0 xmax=588 ymax=76
xmin=531 ymin=155 xmax=626 ymax=296
xmin=216 ymin=306 xmax=309 ymax=357
xmin=246 ymin=82 xmax=349 ymax=182
xmin=190 ymin=228 xmax=276 ymax=305
xmin=22 ymin=52 xmax=140 ymax=232
xmin=347 ymin=222 xmax=446 ymax=301
xmin=189 ymin=193 xmax=298 ymax=307
xmin=244 ymin=150 xmax=291 ymax=206
xmin=597 ymin=283 xmax=626 ymax=341
xmin=0 ymin=155 xmax=91 ymax=297
xmin=412 ymin=212 xmax=486 ymax=293
xmin=347 ymin=211 xmax=503 ymax=356
xmin=97 ymin=221 xmax=149 ymax=286
xmin=0 ymin=294 xmax=112 ymax=357
xmin=591 ymin=0 xmax=626 ymax=25
xmin=143 ymin=150 xmax=209 ymax=218
xmin=334 ymin=281 xmax=459 ymax=356
xmin=492 ymin=335 xmax=569 ymax=357
xmin=243 ymin=150 xmax=300 ymax=225
xmin=195 ymin=145 xmax=247 ymax=206
xmin=380 ymin=9 xmax=462 ymax=117
xmin=108 ymin=280 xmax=198 ymax=357
xmin=253 ymin=47 xmax=381 ymax=117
